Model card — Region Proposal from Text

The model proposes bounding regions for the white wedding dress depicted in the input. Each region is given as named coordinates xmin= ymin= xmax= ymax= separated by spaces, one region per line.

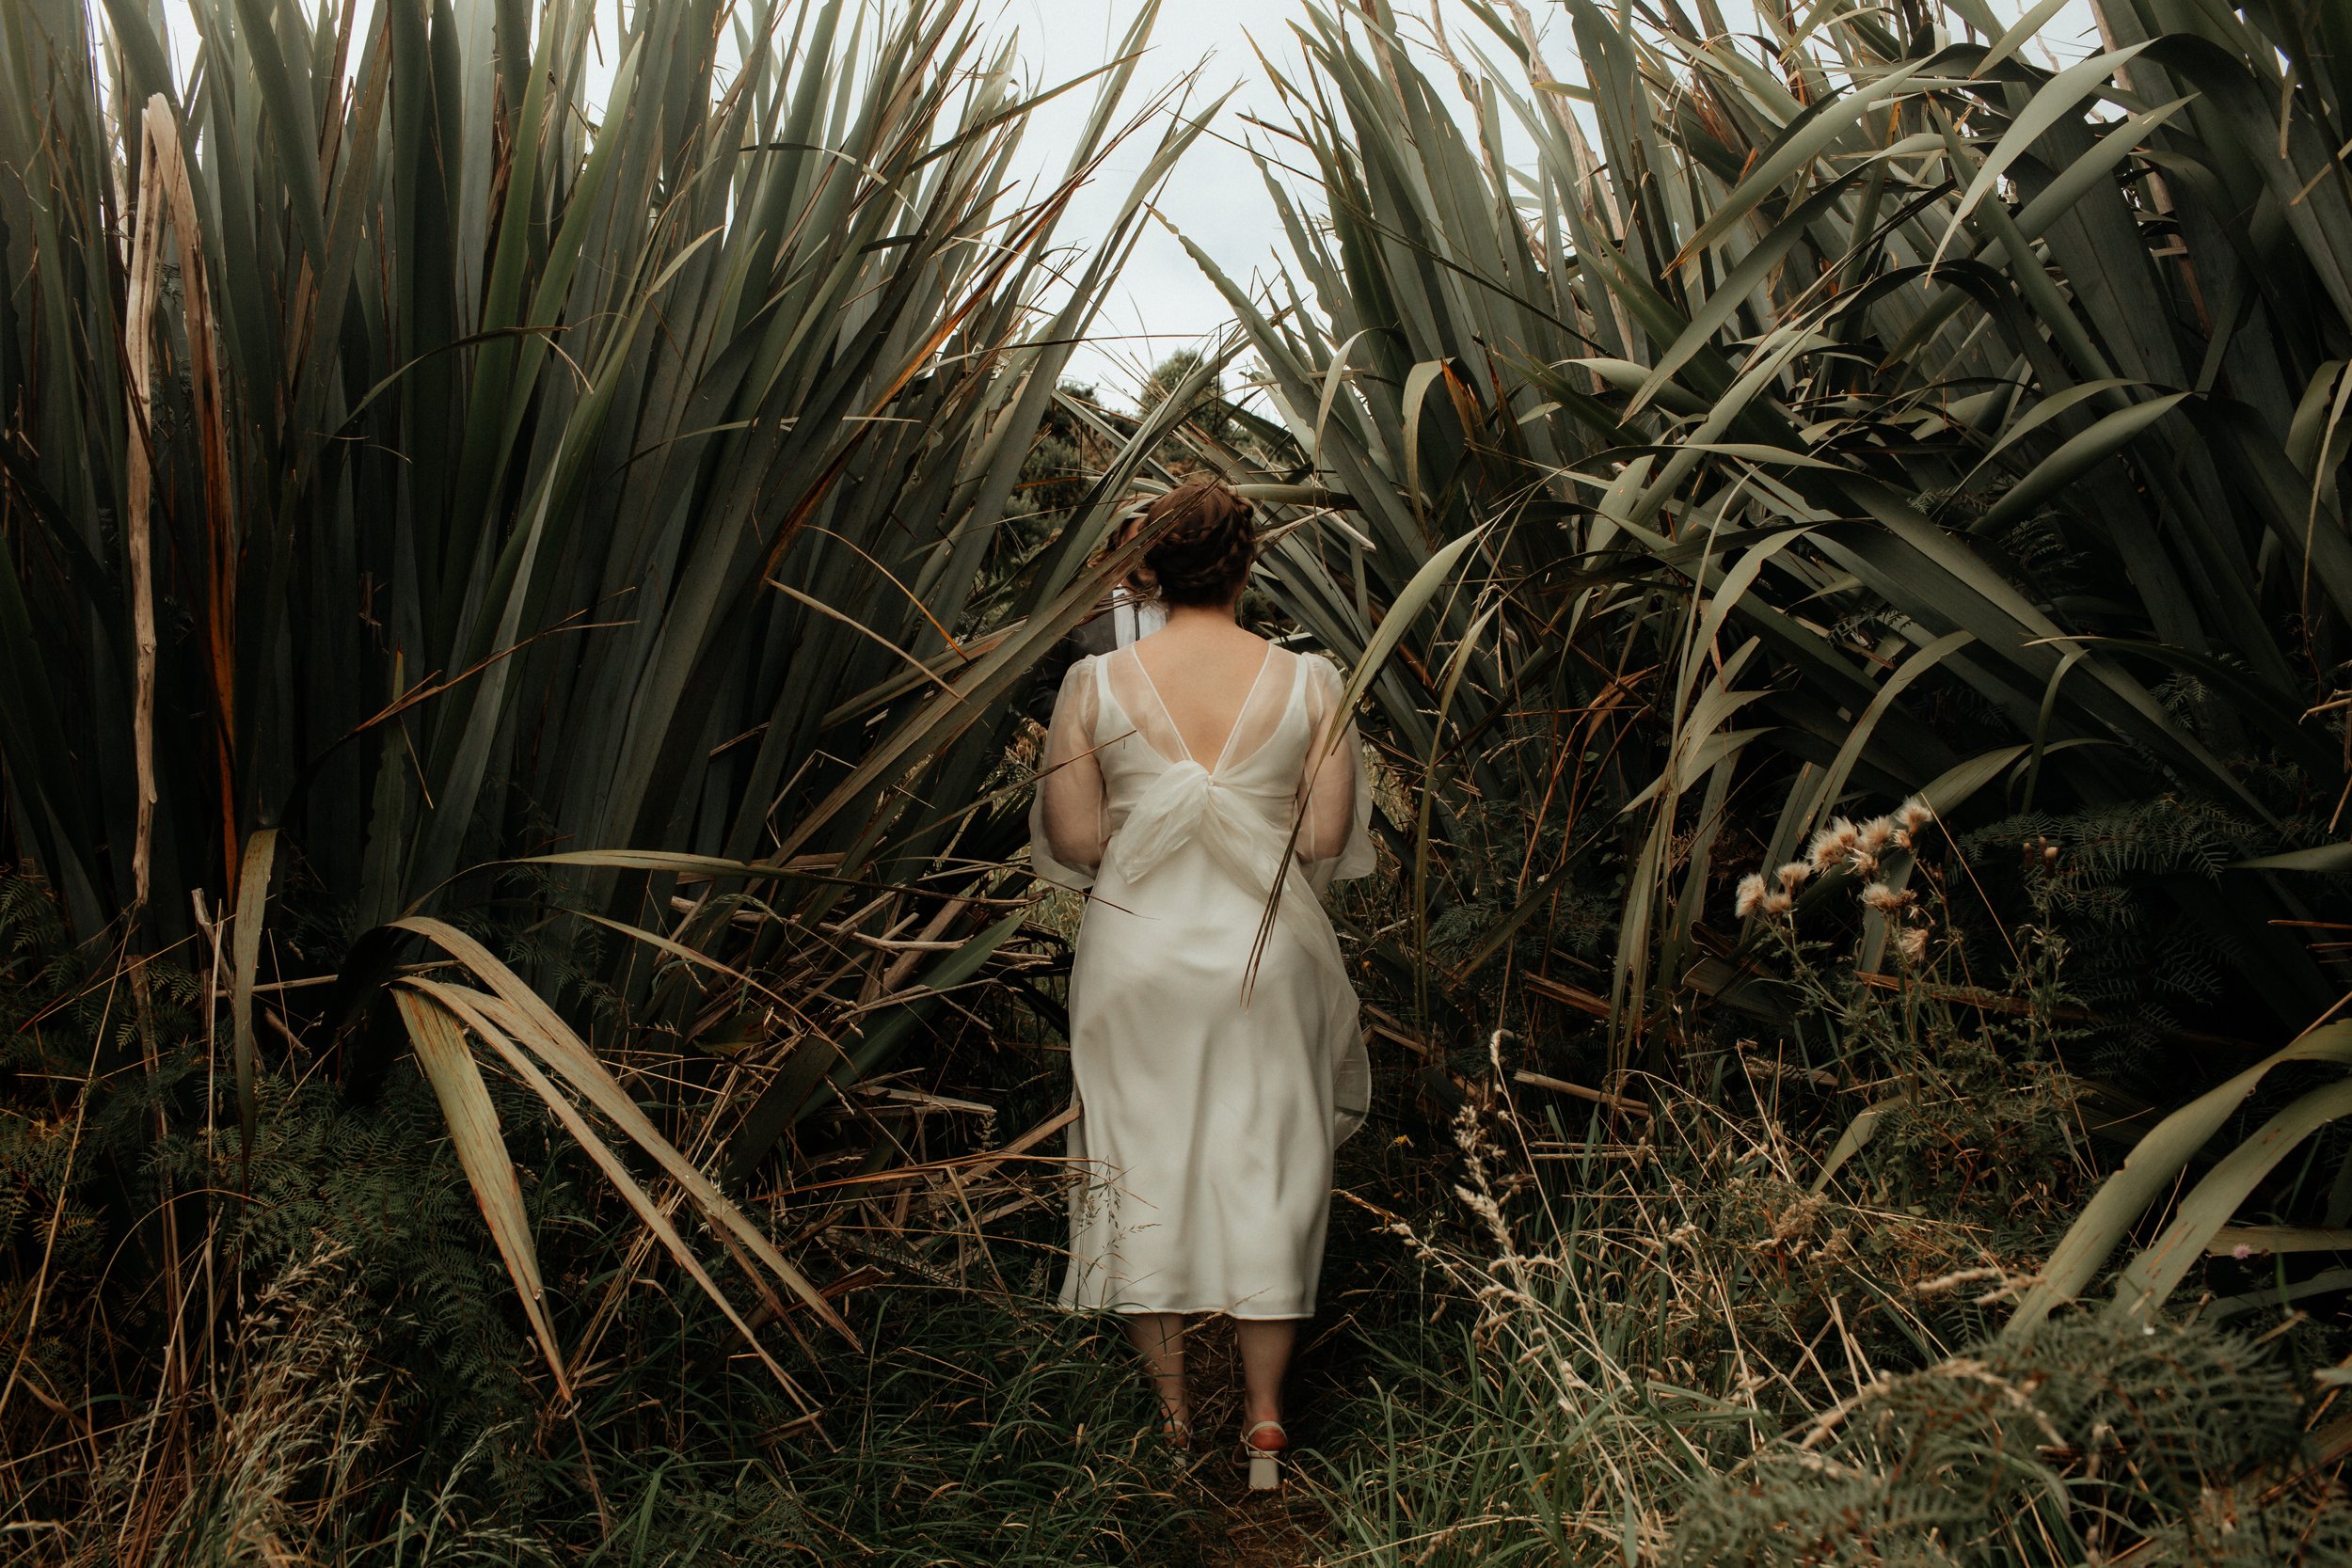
xmin=1029 ymin=641 xmax=1375 ymax=1319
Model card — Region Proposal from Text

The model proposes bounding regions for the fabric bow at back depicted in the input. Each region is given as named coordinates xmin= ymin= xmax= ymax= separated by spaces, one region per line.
xmin=1109 ymin=759 xmax=1295 ymax=893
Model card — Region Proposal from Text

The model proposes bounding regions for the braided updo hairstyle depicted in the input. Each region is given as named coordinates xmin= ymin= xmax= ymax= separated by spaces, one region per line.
xmin=1137 ymin=481 xmax=1257 ymax=608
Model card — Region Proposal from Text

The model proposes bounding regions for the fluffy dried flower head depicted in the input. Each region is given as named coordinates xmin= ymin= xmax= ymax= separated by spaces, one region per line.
xmin=1861 ymin=881 xmax=1911 ymax=913
xmin=1898 ymin=797 xmax=1934 ymax=833
xmin=1734 ymin=873 xmax=1768 ymax=919
xmin=1761 ymin=890 xmax=1794 ymax=916
xmin=1775 ymin=861 xmax=1811 ymax=893
xmin=1896 ymin=926 xmax=1930 ymax=966
xmin=1806 ymin=817 xmax=1862 ymax=873
xmin=1857 ymin=816 xmax=1894 ymax=854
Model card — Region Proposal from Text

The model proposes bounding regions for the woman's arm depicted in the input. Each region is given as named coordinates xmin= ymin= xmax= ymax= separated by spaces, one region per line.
xmin=1295 ymin=655 xmax=1375 ymax=892
xmin=1029 ymin=657 xmax=1108 ymax=888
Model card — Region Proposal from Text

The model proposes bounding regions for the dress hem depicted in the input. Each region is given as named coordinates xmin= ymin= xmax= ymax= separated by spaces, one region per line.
xmin=1055 ymin=1298 xmax=1313 ymax=1322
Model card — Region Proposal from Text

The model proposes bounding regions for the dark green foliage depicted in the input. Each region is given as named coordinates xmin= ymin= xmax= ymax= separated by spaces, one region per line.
xmin=1138 ymin=350 xmax=1236 ymax=450
xmin=0 ymin=862 xmax=1231 ymax=1561
xmin=1672 ymin=1317 xmax=2341 ymax=1567
xmin=1 ymin=904 xmax=565 ymax=1515
xmin=1956 ymin=799 xmax=2307 ymax=1068
xmin=1200 ymin=0 xmax=2352 ymax=1097
xmin=0 ymin=0 xmax=1197 ymax=1016
xmin=991 ymin=380 xmax=1116 ymax=572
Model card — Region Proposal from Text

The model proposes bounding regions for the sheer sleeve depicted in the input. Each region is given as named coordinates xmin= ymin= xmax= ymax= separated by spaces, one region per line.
xmin=1029 ymin=656 xmax=1107 ymax=891
xmin=1295 ymin=654 xmax=1376 ymax=895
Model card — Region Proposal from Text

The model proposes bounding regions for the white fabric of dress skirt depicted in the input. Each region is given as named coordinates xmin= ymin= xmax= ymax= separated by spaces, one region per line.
xmin=1028 ymin=642 xmax=1375 ymax=1320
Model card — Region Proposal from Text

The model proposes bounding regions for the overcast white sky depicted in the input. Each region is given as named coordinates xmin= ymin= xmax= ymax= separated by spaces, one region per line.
xmin=993 ymin=0 xmax=1381 ymax=397
xmin=151 ymin=0 xmax=2107 ymax=402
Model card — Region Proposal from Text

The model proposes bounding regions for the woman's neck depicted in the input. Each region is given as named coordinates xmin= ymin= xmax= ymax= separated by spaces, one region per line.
xmin=1162 ymin=600 xmax=1240 ymax=631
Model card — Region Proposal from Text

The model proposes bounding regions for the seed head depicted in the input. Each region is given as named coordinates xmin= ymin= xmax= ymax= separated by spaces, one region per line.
xmin=1734 ymin=873 xmax=1768 ymax=919
xmin=1775 ymin=861 xmax=1811 ymax=893
xmin=1861 ymin=881 xmax=1909 ymax=913
xmin=1807 ymin=816 xmax=1861 ymax=873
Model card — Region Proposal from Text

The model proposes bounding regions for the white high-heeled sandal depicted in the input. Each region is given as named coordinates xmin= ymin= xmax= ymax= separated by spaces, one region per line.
xmin=1241 ymin=1419 xmax=1287 ymax=1490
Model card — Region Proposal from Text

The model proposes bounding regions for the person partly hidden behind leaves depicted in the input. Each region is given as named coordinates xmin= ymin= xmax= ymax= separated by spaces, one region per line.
xmin=1020 ymin=501 xmax=1168 ymax=726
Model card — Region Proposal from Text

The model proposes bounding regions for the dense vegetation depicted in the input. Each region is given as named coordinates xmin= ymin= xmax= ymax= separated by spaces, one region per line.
xmin=8 ymin=0 xmax=2352 ymax=1561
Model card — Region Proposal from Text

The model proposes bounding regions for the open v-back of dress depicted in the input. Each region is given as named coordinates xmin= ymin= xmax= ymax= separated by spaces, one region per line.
xmin=1029 ymin=641 xmax=1375 ymax=1318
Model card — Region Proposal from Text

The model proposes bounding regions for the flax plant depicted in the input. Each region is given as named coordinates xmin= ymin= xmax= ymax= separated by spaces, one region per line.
xmin=1186 ymin=0 xmax=2352 ymax=1060
xmin=1 ymin=0 xmax=1211 ymax=1401
xmin=1184 ymin=5 xmax=2352 ymax=1552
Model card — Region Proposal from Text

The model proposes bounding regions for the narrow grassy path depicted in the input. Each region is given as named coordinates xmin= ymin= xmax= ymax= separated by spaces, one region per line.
xmin=1155 ymin=1311 xmax=1353 ymax=1567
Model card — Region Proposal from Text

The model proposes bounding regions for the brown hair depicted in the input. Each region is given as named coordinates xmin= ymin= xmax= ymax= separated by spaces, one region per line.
xmin=1138 ymin=481 xmax=1257 ymax=608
